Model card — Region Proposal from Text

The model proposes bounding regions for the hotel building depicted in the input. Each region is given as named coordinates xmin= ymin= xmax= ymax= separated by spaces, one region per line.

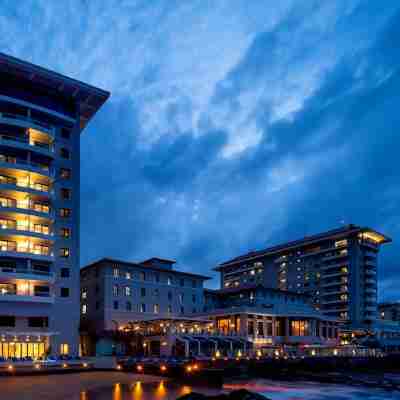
xmin=215 ymin=225 xmax=391 ymax=331
xmin=0 ymin=53 xmax=109 ymax=359
xmin=80 ymin=257 xmax=210 ymax=355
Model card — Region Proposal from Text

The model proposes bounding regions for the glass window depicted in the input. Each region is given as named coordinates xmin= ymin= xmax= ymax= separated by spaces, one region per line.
xmin=113 ymin=268 xmax=119 ymax=278
xmin=140 ymin=288 xmax=146 ymax=297
xmin=81 ymin=304 xmax=87 ymax=314
xmin=60 ymin=228 xmax=71 ymax=238
xmin=28 ymin=317 xmax=48 ymax=328
xmin=168 ymin=292 xmax=172 ymax=301
xmin=81 ymin=288 xmax=87 ymax=299
xmin=167 ymin=276 xmax=172 ymax=285
xmin=153 ymin=304 xmax=159 ymax=314
xmin=126 ymin=301 xmax=132 ymax=311
xmin=60 ymin=343 xmax=69 ymax=355
xmin=113 ymin=285 xmax=118 ymax=296
xmin=113 ymin=301 xmax=118 ymax=310
xmin=60 ymin=188 xmax=71 ymax=200
xmin=61 ymin=128 xmax=71 ymax=139
xmin=60 ymin=168 xmax=71 ymax=179
xmin=153 ymin=289 xmax=159 ymax=297
xmin=60 ymin=148 xmax=70 ymax=159
xmin=60 ymin=248 xmax=70 ymax=258
xmin=192 ymin=294 xmax=196 ymax=303
xmin=140 ymin=271 xmax=146 ymax=281
xmin=59 ymin=208 xmax=71 ymax=218
xmin=125 ymin=286 xmax=131 ymax=296
xmin=125 ymin=272 xmax=131 ymax=280
xmin=179 ymin=293 xmax=184 ymax=303
xmin=180 ymin=278 xmax=184 ymax=287
xmin=140 ymin=303 xmax=146 ymax=313
xmin=192 ymin=279 xmax=197 ymax=288
xmin=167 ymin=305 xmax=172 ymax=314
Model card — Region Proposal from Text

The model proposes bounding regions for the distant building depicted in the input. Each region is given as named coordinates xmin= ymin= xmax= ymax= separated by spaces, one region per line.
xmin=215 ymin=225 xmax=390 ymax=331
xmin=80 ymin=257 xmax=210 ymax=355
xmin=0 ymin=53 xmax=109 ymax=359
xmin=379 ymin=302 xmax=400 ymax=323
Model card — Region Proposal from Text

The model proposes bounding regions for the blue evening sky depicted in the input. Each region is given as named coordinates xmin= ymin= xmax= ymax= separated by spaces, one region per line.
xmin=1 ymin=1 xmax=399 ymax=299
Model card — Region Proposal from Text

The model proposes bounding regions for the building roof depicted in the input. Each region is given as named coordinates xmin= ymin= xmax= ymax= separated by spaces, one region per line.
xmin=216 ymin=224 xmax=391 ymax=270
xmin=141 ymin=257 xmax=176 ymax=265
xmin=81 ymin=257 xmax=211 ymax=280
xmin=205 ymin=283 xmax=311 ymax=298
xmin=0 ymin=52 xmax=110 ymax=131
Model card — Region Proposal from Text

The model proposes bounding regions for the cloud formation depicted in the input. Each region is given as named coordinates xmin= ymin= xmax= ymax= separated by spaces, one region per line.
xmin=1 ymin=1 xmax=399 ymax=298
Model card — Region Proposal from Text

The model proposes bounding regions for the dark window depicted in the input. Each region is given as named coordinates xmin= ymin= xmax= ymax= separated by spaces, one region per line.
xmin=180 ymin=278 xmax=184 ymax=287
xmin=95 ymin=285 xmax=99 ymax=294
xmin=60 ymin=148 xmax=70 ymax=159
xmin=113 ymin=301 xmax=119 ymax=310
xmin=155 ymin=273 xmax=160 ymax=282
xmin=60 ymin=268 xmax=70 ymax=278
xmin=192 ymin=294 xmax=196 ymax=303
xmin=60 ymin=188 xmax=71 ymax=200
xmin=192 ymin=280 xmax=197 ymax=288
xmin=28 ymin=317 xmax=48 ymax=328
xmin=126 ymin=301 xmax=132 ymax=311
xmin=95 ymin=301 xmax=100 ymax=310
xmin=32 ymin=264 xmax=50 ymax=275
xmin=60 ymin=208 xmax=71 ymax=218
xmin=0 ymin=316 xmax=15 ymax=327
xmin=60 ymin=287 xmax=70 ymax=297
xmin=34 ymin=286 xmax=50 ymax=296
xmin=168 ymin=292 xmax=172 ymax=301
xmin=180 ymin=306 xmax=184 ymax=314
xmin=60 ymin=228 xmax=71 ymax=238
xmin=61 ymin=128 xmax=71 ymax=139
xmin=60 ymin=248 xmax=70 ymax=258
xmin=60 ymin=168 xmax=71 ymax=179
xmin=140 ymin=288 xmax=146 ymax=297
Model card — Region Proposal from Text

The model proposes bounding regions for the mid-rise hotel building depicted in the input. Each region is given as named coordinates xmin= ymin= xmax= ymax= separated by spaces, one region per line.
xmin=0 ymin=53 xmax=109 ymax=358
xmin=216 ymin=225 xmax=391 ymax=330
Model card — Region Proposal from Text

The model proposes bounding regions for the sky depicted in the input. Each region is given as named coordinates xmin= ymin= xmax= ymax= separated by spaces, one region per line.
xmin=0 ymin=1 xmax=399 ymax=299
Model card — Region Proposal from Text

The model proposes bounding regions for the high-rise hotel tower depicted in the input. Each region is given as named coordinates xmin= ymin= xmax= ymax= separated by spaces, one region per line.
xmin=0 ymin=53 xmax=109 ymax=358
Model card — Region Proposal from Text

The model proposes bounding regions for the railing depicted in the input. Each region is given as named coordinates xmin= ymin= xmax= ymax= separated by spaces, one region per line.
xmin=0 ymin=266 xmax=53 ymax=277
xmin=0 ymin=200 xmax=52 ymax=216
xmin=0 ymin=155 xmax=53 ymax=175
xmin=0 ymin=111 xmax=55 ymax=133
xmin=0 ymin=223 xmax=51 ymax=236
xmin=0 ymin=244 xmax=52 ymax=257
xmin=0 ymin=133 xmax=54 ymax=153
xmin=0 ymin=176 xmax=51 ymax=193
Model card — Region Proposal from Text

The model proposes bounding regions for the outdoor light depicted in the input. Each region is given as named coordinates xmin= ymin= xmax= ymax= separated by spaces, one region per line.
xmin=116 ymin=365 xmax=122 ymax=370
xmin=8 ymin=364 xmax=13 ymax=371
xmin=186 ymin=365 xmax=192 ymax=373
xmin=62 ymin=363 xmax=68 ymax=368
xmin=136 ymin=364 xmax=143 ymax=372
xmin=34 ymin=364 xmax=40 ymax=370
xmin=333 ymin=349 xmax=338 ymax=356
xmin=215 ymin=350 xmax=221 ymax=358
xmin=193 ymin=363 xmax=199 ymax=370
xmin=256 ymin=350 xmax=262 ymax=357
xmin=83 ymin=363 xmax=88 ymax=368
xmin=160 ymin=365 xmax=167 ymax=372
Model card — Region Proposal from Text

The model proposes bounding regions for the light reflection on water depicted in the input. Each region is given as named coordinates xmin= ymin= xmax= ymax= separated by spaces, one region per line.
xmin=80 ymin=379 xmax=400 ymax=400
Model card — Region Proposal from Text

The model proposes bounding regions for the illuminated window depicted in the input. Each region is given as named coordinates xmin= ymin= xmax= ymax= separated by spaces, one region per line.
xmin=81 ymin=304 xmax=87 ymax=314
xmin=125 ymin=272 xmax=131 ymax=280
xmin=125 ymin=287 xmax=131 ymax=296
xmin=60 ymin=343 xmax=69 ymax=355
xmin=60 ymin=248 xmax=70 ymax=258
xmin=60 ymin=228 xmax=71 ymax=238
xmin=81 ymin=288 xmax=87 ymax=299
xmin=113 ymin=268 xmax=119 ymax=278
xmin=113 ymin=285 xmax=118 ymax=296
xmin=140 ymin=271 xmax=146 ymax=281
xmin=140 ymin=303 xmax=146 ymax=313
xmin=59 ymin=208 xmax=71 ymax=218
xmin=167 ymin=276 xmax=172 ymax=285
xmin=335 ymin=239 xmax=348 ymax=248
xmin=153 ymin=304 xmax=159 ymax=314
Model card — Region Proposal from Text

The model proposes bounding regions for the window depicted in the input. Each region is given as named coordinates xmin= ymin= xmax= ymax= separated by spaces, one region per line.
xmin=60 ymin=168 xmax=71 ymax=179
xmin=60 ymin=344 xmax=69 ymax=355
xmin=153 ymin=304 xmax=159 ymax=314
xmin=113 ymin=301 xmax=119 ymax=310
xmin=192 ymin=294 xmax=196 ymax=303
xmin=28 ymin=317 xmax=48 ymax=328
xmin=60 ymin=228 xmax=71 ymax=238
xmin=168 ymin=292 xmax=172 ymax=301
xmin=81 ymin=288 xmax=87 ymax=299
xmin=113 ymin=285 xmax=118 ymax=296
xmin=126 ymin=301 xmax=132 ymax=311
xmin=125 ymin=272 xmax=131 ymax=280
xmin=81 ymin=304 xmax=87 ymax=315
xmin=113 ymin=268 xmax=119 ymax=278
xmin=61 ymin=128 xmax=71 ymax=139
xmin=60 ymin=148 xmax=70 ymax=159
xmin=180 ymin=278 xmax=184 ymax=287
xmin=60 ymin=188 xmax=71 ymax=200
xmin=140 ymin=288 xmax=146 ymax=297
xmin=179 ymin=293 xmax=184 ymax=304
xmin=167 ymin=305 xmax=172 ymax=314
xmin=180 ymin=306 xmax=184 ymax=314
xmin=95 ymin=301 xmax=100 ymax=310
xmin=167 ymin=276 xmax=172 ymax=285
xmin=290 ymin=320 xmax=310 ymax=336
xmin=140 ymin=303 xmax=146 ymax=313
xmin=60 ymin=287 xmax=70 ymax=297
xmin=34 ymin=285 xmax=49 ymax=296
xmin=153 ymin=288 xmax=159 ymax=297
xmin=192 ymin=280 xmax=197 ymax=288
xmin=60 ymin=248 xmax=70 ymax=258
xmin=0 ymin=316 xmax=15 ymax=327
xmin=154 ymin=273 xmax=160 ymax=282
xmin=124 ymin=286 xmax=131 ymax=296
xmin=140 ymin=271 xmax=146 ymax=281
xmin=192 ymin=307 xmax=196 ymax=313
xmin=60 ymin=208 xmax=71 ymax=218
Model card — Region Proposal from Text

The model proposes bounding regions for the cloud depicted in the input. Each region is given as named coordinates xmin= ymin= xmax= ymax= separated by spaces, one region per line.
xmin=1 ymin=1 xmax=400 ymax=300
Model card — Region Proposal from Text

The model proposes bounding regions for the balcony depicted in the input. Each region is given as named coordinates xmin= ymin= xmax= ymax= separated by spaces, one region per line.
xmin=321 ymin=298 xmax=348 ymax=305
xmin=0 ymin=281 xmax=54 ymax=303
xmin=0 ymin=198 xmax=53 ymax=219
xmin=365 ymin=287 xmax=377 ymax=294
xmin=0 ymin=175 xmax=52 ymax=198
xmin=0 ymin=292 xmax=54 ymax=304
xmin=0 ymin=240 xmax=53 ymax=262
xmin=0 ymin=219 xmax=53 ymax=240
xmin=322 ymin=270 xmax=347 ymax=279
xmin=322 ymin=251 xmax=348 ymax=261
xmin=321 ymin=280 xmax=345 ymax=288
xmin=322 ymin=307 xmax=349 ymax=313
xmin=0 ymin=266 xmax=54 ymax=283
xmin=365 ymin=278 xmax=377 ymax=285
xmin=365 ymin=269 xmax=376 ymax=276
xmin=0 ymin=155 xmax=54 ymax=178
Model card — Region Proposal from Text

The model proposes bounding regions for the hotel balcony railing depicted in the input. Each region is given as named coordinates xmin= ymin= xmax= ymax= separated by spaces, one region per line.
xmin=322 ymin=251 xmax=348 ymax=261
xmin=0 ymin=243 xmax=52 ymax=258
xmin=322 ymin=307 xmax=349 ymax=313
xmin=359 ymin=239 xmax=378 ymax=249
xmin=321 ymin=280 xmax=346 ymax=288
xmin=0 ymin=155 xmax=54 ymax=176
xmin=365 ymin=278 xmax=377 ymax=285
xmin=0 ymin=199 xmax=52 ymax=217
xmin=0 ymin=133 xmax=54 ymax=155
xmin=321 ymin=270 xmax=347 ymax=279
xmin=0 ymin=291 xmax=54 ymax=303
xmin=365 ymin=296 xmax=377 ymax=303
xmin=321 ymin=287 xmax=348 ymax=296
xmin=321 ymin=298 xmax=348 ymax=305
xmin=0 ymin=222 xmax=52 ymax=237
xmin=365 ymin=287 xmax=377 ymax=294
xmin=0 ymin=266 xmax=54 ymax=283
xmin=365 ymin=269 xmax=376 ymax=276
xmin=0 ymin=176 xmax=52 ymax=195
xmin=0 ymin=111 xmax=55 ymax=135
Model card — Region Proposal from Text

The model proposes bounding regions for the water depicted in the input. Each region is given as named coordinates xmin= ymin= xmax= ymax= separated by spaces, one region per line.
xmin=80 ymin=379 xmax=400 ymax=400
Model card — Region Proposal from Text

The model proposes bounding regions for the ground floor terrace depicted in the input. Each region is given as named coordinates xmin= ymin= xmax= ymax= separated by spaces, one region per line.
xmin=82 ymin=312 xmax=339 ymax=358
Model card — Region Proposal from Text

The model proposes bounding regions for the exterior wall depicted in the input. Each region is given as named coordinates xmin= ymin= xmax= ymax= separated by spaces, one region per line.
xmin=80 ymin=259 xmax=207 ymax=334
xmin=218 ymin=227 xmax=384 ymax=330
xmin=0 ymin=94 xmax=80 ymax=356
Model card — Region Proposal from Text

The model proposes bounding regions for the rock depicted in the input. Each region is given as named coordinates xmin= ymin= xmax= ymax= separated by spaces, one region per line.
xmin=177 ymin=389 xmax=270 ymax=400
